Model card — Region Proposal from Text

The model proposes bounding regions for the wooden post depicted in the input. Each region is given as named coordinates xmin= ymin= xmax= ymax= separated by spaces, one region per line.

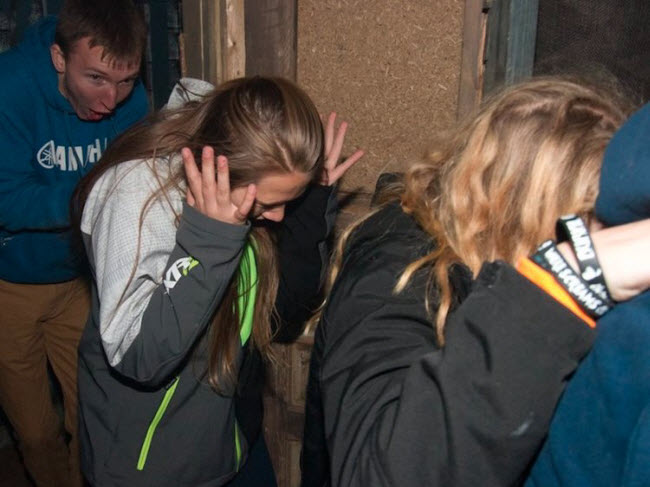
xmin=180 ymin=0 xmax=245 ymax=84
xmin=181 ymin=1 xmax=297 ymax=83
xmin=244 ymin=0 xmax=297 ymax=79
xmin=458 ymin=0 xmax=539 ymax=116
xmin=180 ymin=0 xmax=221 ymax=84
xmin=457 ymin=0 xmax=489 ymax=120
xmin=221 ymin=0 xmax=245 ymax=81
xmin=483 ymin=0 xmax=539 ymax=95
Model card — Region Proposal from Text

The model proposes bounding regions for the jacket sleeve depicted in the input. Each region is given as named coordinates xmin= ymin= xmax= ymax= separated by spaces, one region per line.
xmin=0 ymin=111 xmax=79 ymax=231
xmin=86 ymin=166 xmax=248 ymax=387
xmin=318 ymin=260 xmax=595 ymax=487
xmin=300 ymin=317 xmax=331 ymax=487
xmin=272 ymin=184 xmax=336 ymax=342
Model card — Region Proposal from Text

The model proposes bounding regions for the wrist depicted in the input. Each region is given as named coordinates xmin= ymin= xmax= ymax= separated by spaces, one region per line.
xmin=532 ymin=240 xmax=613 ymax=319
xmin=588 ymin=219 xmax=650 ymax=301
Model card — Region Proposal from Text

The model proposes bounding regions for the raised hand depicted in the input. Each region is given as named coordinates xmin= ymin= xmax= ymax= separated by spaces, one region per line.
xmin=182 ymin=146 xmax=256 ymax=225
xmin=319 ymin=112 xmax=365 ymax=186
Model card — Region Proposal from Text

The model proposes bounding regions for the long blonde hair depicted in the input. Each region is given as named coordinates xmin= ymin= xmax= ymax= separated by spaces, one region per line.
xmin=73 ymin=76 xmax=324 ymax=391
xmin=325 ymin=77 xmax=633 ymax=344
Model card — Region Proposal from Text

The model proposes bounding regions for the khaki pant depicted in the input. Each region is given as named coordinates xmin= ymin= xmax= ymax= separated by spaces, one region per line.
xmin=0 ymin=278 xmax=90 ymax=487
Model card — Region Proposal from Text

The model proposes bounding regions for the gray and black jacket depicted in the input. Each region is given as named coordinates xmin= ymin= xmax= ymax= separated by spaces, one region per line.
xmin=78 ymin=156 xmax=334 ymax=487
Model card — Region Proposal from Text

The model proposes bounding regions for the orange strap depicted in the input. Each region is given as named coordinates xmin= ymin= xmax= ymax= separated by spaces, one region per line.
xmin=516 ymin=257 xmax=596 ymax=328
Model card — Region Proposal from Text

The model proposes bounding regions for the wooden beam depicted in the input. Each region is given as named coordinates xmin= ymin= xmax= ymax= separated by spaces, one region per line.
xmin=457 ymin=0 xmax=489 ymax=120
xmin=180 ymin=0 xmax=221 ymax=84
xmin=181 ymin=0 xmax=298 ymax=84
xmin=244 ymin=0 xmax=297 ymax=79
xmin=180 ymin=0 xmax=245 ymax=84
xmin=221 ymin=0 xmax=246 ymax=81
xmin=483 ymin=0 xmax=539 ymax=95
xmin=507 ymin=0 xmax=538 ymax=83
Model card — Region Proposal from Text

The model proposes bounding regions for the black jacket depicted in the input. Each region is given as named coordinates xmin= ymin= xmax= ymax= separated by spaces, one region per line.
xmin=301 ymin=202 xmax=595 ymax=487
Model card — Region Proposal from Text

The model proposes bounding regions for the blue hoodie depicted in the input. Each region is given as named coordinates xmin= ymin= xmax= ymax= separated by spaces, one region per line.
xmin=0 ymin=16 xmax=148 ymax=283
xmin=526 ymin=102 xmax=650 ymax=487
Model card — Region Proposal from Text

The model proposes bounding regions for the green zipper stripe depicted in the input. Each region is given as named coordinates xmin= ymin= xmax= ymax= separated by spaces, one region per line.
xmin=136 ymin=243 xmax=257 ymax=472
xmin=136 ymin=377 xmax=179 ymax=470
xmin=237 ymin=242 xmax=258 ymax=346
xmin=233 ymin=242 xmax=257 ymax=469
xmin=234 ymin=421 xmax=242 ymax=471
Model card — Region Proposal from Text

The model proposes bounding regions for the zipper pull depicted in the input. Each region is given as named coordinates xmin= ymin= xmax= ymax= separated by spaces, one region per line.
xmin=164 ymin=376 xmax=179 ymax=390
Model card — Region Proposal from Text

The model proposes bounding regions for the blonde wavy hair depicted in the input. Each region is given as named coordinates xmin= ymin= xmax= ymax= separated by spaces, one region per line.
xmin=322 ymin=77 xmax=634 ymax=344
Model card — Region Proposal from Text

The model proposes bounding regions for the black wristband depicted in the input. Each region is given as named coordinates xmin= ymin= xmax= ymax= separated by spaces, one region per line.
xmin=532 ymin=239 xmax=612 ymax=319
xmin=555 ymin=215 xmax=614 ymax=304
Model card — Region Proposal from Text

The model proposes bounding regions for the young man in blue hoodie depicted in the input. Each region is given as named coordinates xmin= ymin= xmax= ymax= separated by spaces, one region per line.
xmin=0 ymin=1 xmax=149 ymax=486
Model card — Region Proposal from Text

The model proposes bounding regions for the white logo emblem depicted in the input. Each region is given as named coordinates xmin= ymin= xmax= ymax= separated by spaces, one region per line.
xmin=163 ymin=257 xmax=199 ymax=291
xmin=36 ymin=138 xmax=106 ymax=170
xmin=37 ymin=141 xmax=57 ymax=169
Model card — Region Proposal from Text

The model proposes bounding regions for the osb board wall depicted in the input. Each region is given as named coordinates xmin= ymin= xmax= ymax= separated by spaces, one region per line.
xmin=297 ymin=0 xmax=465 ymax=193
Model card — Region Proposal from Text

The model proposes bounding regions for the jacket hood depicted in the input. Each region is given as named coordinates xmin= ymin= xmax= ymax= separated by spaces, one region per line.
xmin=595 ymin=102 xmax=650 ymax=225
xmin=17 ymin=16 xmax=75 ymax=114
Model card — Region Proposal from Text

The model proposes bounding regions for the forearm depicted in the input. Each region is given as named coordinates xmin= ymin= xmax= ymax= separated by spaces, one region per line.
xmin=94 ymin=199 xmax=248 ymax=387
xmin=273 ymin=184 xmax=336 ymax=342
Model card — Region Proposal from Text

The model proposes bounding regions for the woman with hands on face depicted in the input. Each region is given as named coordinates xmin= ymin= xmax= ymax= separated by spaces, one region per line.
xmin=182 ymin=110 xmax=364 ymax=225
xmin=71 ymin=76 xmax=362 ymax=487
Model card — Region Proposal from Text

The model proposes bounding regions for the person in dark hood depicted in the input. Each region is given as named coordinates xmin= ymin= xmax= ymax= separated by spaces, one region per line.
xmin=527 ymin=101 xmax=650 ymax=487
xmin=0 ymin=1 xmax=148 ymax=486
